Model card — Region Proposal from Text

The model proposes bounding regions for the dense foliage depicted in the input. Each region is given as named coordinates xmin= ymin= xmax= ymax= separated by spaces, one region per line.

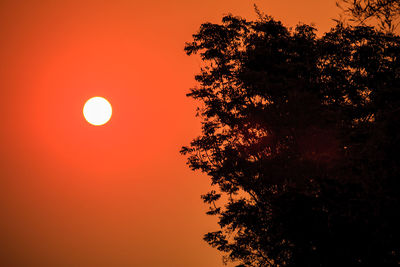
xmin=181 ymin=14 xmax=400 ymax=267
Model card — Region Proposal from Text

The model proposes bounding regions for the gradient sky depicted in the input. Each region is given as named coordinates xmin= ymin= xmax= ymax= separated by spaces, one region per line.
xmin=0 ymin=1 xmax=338 ymax=266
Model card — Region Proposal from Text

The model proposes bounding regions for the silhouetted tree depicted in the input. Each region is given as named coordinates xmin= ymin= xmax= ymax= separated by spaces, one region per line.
xmin=181 ymin=13 xmax=400 ymax=267
xmin=337 ymin=0 xmax=400 ymax=32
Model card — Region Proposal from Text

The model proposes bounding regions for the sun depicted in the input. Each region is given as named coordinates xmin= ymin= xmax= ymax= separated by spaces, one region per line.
xmin=83 ymin=97 xmax=112 ymax=126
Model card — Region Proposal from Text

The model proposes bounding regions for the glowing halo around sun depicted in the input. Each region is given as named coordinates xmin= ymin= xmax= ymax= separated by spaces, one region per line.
xmin=83 ymin=97 xmax=112 ymax=126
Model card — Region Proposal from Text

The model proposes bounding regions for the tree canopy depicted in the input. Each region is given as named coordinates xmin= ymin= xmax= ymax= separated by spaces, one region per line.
xmin=181 ymin=12 xmax=400 ymax=267
xmin=337 ymin=0 xmax=400 ymax=32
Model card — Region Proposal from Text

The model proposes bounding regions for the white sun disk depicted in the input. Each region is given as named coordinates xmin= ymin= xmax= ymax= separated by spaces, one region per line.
xmin=83 ymin=97 xmax=112 ymax=126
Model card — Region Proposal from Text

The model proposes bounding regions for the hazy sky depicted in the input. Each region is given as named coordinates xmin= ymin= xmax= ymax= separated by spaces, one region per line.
xmin=0 ymin=1 xmax=338 ymax=266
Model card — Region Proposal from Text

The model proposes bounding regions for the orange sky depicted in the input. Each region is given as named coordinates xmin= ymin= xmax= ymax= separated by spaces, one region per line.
xmin=0 ymin=1 xmax=338 ymax=266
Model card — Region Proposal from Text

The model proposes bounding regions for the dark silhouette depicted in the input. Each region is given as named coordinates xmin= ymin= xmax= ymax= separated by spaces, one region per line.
xmin=337 ymin=0 xmax=400 ymax=32
xmin=181 ymin=10 xmax=400 ymax=267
